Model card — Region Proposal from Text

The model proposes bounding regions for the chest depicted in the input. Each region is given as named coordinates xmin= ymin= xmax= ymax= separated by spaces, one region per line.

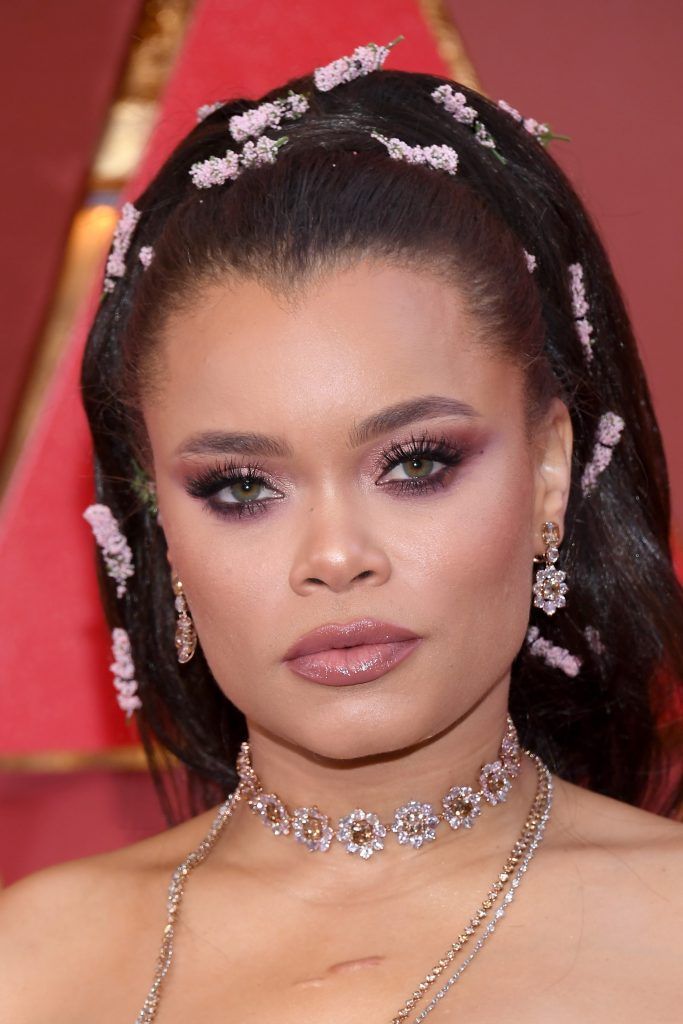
xmin=112 ymin=883 xmax=678 ymax=1024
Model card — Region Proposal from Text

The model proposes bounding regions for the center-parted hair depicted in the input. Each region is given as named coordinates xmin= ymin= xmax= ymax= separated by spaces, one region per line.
xmin=80 ymin=67 xmax=683 ymax=823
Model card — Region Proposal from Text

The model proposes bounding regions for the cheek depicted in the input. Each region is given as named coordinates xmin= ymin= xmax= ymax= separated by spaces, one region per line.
xmin=415 ymin=443 xmax=536 ymax=685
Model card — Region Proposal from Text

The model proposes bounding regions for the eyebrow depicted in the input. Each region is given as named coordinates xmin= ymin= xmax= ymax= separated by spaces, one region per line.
xmin=174 ymin=394 xmax=481 ymax=459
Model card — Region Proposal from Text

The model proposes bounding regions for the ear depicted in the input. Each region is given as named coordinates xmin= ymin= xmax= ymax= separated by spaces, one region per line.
xmin=531 ymin=397 xmax=573 ymax=554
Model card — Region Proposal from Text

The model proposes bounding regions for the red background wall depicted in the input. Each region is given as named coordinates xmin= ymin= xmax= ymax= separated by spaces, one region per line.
xmin=448 ymin=0 xmax=683 ymax=539
xmin=0 ymin=0 xmax=143 ymax=456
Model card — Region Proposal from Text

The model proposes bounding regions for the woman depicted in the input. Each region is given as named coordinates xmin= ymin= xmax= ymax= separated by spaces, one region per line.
xmin=2 ymin=40 xmax=682 ymax=1023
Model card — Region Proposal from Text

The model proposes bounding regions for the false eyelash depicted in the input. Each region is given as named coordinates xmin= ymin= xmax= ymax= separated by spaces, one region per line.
xmin=185 ymin=430 xmax=466 ymax=520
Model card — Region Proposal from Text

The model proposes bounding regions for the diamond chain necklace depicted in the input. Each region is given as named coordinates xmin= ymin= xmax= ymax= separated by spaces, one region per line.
xmin=133 ymin=739 xmax=552 ymax=1023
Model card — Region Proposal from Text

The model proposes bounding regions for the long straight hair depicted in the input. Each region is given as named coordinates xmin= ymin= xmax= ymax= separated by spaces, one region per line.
xmin=80 ymin=68 xmax=683 ymax=824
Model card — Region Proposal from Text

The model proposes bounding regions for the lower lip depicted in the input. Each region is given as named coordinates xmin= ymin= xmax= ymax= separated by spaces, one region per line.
xmin=284 ymin=638 xmax=422 ymax=686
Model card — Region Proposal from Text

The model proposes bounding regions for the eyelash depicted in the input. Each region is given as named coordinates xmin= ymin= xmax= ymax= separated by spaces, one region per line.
xmin=185 ymin=430 xmax=466 ymax=520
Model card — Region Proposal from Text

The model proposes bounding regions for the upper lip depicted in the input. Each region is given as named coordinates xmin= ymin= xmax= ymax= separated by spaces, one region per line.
xmin=283 ymin=617 xmax=421 ymax=660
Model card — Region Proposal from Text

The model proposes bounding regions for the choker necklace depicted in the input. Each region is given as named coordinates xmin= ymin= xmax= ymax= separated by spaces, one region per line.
xmin=235 ymin=714 xmax=522 ymax=859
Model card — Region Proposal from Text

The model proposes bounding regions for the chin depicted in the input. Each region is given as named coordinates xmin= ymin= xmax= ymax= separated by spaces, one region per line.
xmin=286 ymin=717 xmax=437 ymax=764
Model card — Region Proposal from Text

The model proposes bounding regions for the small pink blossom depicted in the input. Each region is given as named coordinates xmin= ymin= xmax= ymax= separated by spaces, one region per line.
xmin=526 ymin=625 xmax=582 ymax=677
xmin=597 ymin=410 xmax=625 ymax=447
xmin=431 ymin=85 xmax=477 ymax=125
xmin=103 ymin=202 xmax=140 ymax=292
xmin=568 ymin=262 xmax=589 ymax=316
xmin=523 ymin=117 xmax=550 ymax=139
xmin=138 ymin=245 xmax=154 ymax=268
xmin=313 ymin=36 xmax=403 ymax=92
xmin=568 ymin=262 xmax=595 ymax=363
xmin=189 ymin=151 xmax=241 ymax=188
xmin=371 ymin=131 xmax=459 ymax=175
xmin=584 ymin=625 xmax=606 ymax=655
xmin=498 ymin=98 xmax=568 ymax=147
xmin=240 ymin=135 xmax=287 ymax=167
xmin=497 ymin=98 xmax=522 ymax=122
xmin=432 ymin=85 xmax=500 ymax=155
xmin=196 ymin=100 xmax=225 ymax=122
xmin=524 ymin=249 xmax=537 ymax=273
xmin=229 ymin=92 xmax=309 ymax=142
xmin=474 ymin=122 xmax=496 ymax=148
xmin=110 ymin=627 xmax=142 ymax=719
xmin=581 ymin=411 xmax=625 ymax=496
xmin=189 ymin=135 xmax=288 ymax=189
xmin=83 ymin=503 xmax=135 ymax=598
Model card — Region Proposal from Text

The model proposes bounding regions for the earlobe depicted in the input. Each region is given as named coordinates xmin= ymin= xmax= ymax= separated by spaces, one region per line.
xmin=534 ymin=398 xmax=573 ymax=544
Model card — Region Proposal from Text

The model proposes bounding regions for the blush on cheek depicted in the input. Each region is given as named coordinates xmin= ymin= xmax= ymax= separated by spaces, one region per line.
xmin=432 ymin=458 xmax=535 ymax=680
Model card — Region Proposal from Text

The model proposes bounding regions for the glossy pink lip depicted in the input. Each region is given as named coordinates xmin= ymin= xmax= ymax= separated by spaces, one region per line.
xmin=283 ymin=618 xmax=421 ymax=660
xmin=285 ymin=638 xmax=422 ymax=686
xmin=282 ymin=618 xmax=422 ymax=687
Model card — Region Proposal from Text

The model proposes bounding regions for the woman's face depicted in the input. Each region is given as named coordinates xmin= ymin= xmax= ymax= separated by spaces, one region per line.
xmin=143 ymin=257 xmax=572 ymax=760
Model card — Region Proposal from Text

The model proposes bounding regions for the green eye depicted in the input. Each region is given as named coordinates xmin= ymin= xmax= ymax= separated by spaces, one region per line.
xmin=401 ymin=457 xmax=435 ymax=479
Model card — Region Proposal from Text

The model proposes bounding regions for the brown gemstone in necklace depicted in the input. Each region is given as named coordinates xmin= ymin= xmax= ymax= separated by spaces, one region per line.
xmin=351 ymin=819 xmax=375 ymax=844
xmin=303 ymin=818 xmax=323 ymax=840
xmin=487 ymin=773 xmax=505 ymax=793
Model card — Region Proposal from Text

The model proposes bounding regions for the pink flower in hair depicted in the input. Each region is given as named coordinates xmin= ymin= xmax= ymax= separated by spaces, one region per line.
xmin=432 ymin=85 xmax=477 ymax=125
xmin=526 ymin=626 xmax=582 ymax=677
xmin=229 ymin=92 xmax=309 ymax=142
xmin=584 ymin=625 xmax=606 ymax=655
xmin=189 ymin=151 xmax=241 ymax=188
xmin=524 ymin=250 xmax=537 ymax=273
xmin=497 ymin=99 xmax=522 ymax=122
xmin=196 ymin=100 xmax=225 ymax=122
xmin=432 ymin=85 xmax=502 ymax=158
xmin=313 ymin=36 xmax=403 ymax=91
xmin=523 ymin=117 xmax=550 ymax=139
xmin=370 ymin=131 xmax=459 ymax=175
xmin=240 ymin=134 xmax=288 ymax=167
xmin=497 ymin=98 xmax=570 ymax=147
xmin=581 ymin=411 xmax=625 ymax=496
xmin=474 ymin=122 xmax=496 ymax=149
xmin=190 ymin=135 xmax=288 ymax=188
xmin=568 ymin=262 xmax=595 ymax=363
xmin=110 ymin=627 xmax=142 ymax=719
xmin=103 ymin=202 xmax=140 ymax=292
xmin=83 ymin=503 xmax=135 ymax=598
xmin=597 ymin=411 xmax=624 ymax=447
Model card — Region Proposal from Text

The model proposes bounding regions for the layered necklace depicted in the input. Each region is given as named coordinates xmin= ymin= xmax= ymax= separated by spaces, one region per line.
xmin=133 ymin=716 xmax=553 ymax=1023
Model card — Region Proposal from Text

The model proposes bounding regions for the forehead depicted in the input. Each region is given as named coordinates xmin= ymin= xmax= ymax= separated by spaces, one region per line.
xmin=144 ymin=258 xmax=522 ymax=454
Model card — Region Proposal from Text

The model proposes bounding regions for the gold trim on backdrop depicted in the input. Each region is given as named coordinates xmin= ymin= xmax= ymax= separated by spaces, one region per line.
xmin=418 ymin=0 xmax=484 ymax=92
xmin=0 ymin=744 xmax=180 ymax=773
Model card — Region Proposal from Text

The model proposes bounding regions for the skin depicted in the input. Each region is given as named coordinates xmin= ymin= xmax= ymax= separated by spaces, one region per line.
xmin=1 ymin=258 xmax=682 ymax=1023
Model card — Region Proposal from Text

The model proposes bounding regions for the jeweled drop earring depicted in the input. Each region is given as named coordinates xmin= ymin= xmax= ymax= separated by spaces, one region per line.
xmin=532 ymin=520 xmax=568 ymax=615
xmin=172 ymin=572 xmax=197 ymax=663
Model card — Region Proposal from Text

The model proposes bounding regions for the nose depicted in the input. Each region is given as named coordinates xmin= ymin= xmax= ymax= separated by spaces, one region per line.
xmin=288 ymin=496 xmax=391 ymax=595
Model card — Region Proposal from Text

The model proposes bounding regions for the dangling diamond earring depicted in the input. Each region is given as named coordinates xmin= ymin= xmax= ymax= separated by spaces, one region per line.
xmin=172 ymin=572 xmax=197 ymax=663
xmin=532 ymin=520 xmax=568 ymax=616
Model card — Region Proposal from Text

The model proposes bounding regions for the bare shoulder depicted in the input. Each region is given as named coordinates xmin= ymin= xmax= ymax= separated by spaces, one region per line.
xmin=0 ymin=803 xmax=221 ymax=1023
xmin=548 ymin=773 xmax=683 ymax=914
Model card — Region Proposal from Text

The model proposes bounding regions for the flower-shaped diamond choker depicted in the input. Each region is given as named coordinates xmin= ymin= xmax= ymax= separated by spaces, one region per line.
xmin=235 ymin=714 xmax=522 ymax=859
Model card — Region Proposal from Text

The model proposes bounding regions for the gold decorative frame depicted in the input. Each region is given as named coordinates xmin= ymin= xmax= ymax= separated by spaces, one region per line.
xmin=418 ymin=0 xmax=484 ymax=91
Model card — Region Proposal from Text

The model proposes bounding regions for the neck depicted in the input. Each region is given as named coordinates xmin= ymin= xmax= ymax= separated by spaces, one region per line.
xmin=216 ymin=684 xmax=541 ymax=891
